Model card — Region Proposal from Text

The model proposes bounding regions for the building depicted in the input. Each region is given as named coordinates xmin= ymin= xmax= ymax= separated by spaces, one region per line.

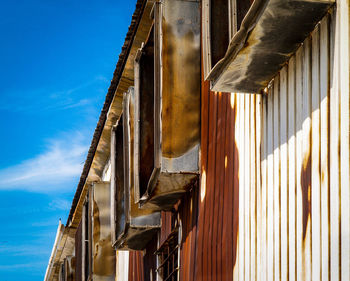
xmin=44 ymin=0 xmax=349 ymax=280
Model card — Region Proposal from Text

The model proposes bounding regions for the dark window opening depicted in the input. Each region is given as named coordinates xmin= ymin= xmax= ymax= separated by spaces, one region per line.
xmin=210 ymin=0 xmax=229 ymax=67
xmin=138 ymin=25 xmax=155 ymax=197
xmin=156 ymin=229 xmax=179 ymax=281
xmin=210 ymin=0 xmax=254 ymax=68
xmin=237 ymin=0 xmax=254 ymax=29
xmin=60 ymin=262 xmax=66 ymax=281
xmin=114 ymin=116 xmax=126 ymax=240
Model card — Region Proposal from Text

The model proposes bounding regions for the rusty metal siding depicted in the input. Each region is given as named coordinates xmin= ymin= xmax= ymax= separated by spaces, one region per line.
xmin=194 ymin=80 xmax=243 ymax=281
xmin=127 ymin=236 xmax=157 ymax=281
xmin=159 ymin=211 xmax=173 ymax=246
xmin=128 ymin=251 xmax=144 ymax=281
xmin=178 ymin=186 xmax=199 ymax=281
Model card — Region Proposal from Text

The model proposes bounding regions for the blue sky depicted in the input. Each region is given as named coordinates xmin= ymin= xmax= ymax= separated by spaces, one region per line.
xmin=0 ymin=0 xmax=136 ymax=280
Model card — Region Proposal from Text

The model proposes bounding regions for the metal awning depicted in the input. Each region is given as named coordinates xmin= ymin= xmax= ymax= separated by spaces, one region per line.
xmin=207 ymin=0 xmax=335 ymax=93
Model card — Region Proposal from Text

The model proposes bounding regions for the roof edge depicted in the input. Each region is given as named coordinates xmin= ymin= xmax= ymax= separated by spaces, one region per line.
xmin=66 ymin=0 xmax=147 ymax=226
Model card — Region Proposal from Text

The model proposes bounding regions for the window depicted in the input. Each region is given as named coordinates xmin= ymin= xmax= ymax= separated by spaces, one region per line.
xmin=204 ymin=0 xmax=334 ymax=93
xmin=203 ymin=0 xmax=254 ymax=78
xmin=59 ymin=257 xmax=75 ymax=281
xmin=134 ymin=25 xmax=155 ymax=203
xmin=110 ymin=88 xmax=160 ymax=251
xmin=156 ymin=226 xmax=179 ymax=281
xmin=90 ymin=182 xmax=116 ymax=279
xmin=111 ymin=115 xmax=126 ymax=245
xmin=81 ymin=197 xmax=91 ymax=281
xmin=59 ymin=262 xmax=66 ymax=281
xmin=133 ymin=0 xmax=201 ymax=211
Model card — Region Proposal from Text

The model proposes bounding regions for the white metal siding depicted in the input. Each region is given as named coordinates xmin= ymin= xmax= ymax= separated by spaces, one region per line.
xmin=233 ymin=3 xmax=349 ymax=280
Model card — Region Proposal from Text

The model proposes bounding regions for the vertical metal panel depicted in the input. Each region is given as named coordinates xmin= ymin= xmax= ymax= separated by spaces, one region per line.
xmin=329 ymin=7 xmax=340 ymax=281
xmin=266 ymin=84 xmax=274 ymax=281
xmin=238 ymin=93 xmax=245 ymax=281
xmin=244 ymin=94 xmax=250 ymax=281
xmin=287 ymin=55 xmax=296 ymax=281
xmin=233 ymin=93 xmax=240 ymax=281
xmin=255 ymin=93 xmax=262 ymax=281
xmin=273 ymin=74 xmax=281 ymax=281
xmin=280 ymin=67 xmax=288 ymax=281
xmin=301 ymin=35 xmax=312 ymax=281
xmin=295 ymin=45 xmax=303 ymax=281
xmin=339 ymin=1 xmax=350 ymax=280
xmin=319 ymin=15 xmax=330 ymax=281
xmin=250 ymin=94 xmax=257 ymax=281
xmin=260 ymin=93 xmax=268 ymax=281
xmin=311 ymin=24 xmax=321 ymax=281
xmin=116 ymin=251 xmax=129 ymax=280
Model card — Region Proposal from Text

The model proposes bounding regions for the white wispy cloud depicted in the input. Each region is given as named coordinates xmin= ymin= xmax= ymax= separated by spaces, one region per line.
xmin=48 ymin=198 xmax=71 ymax=211
xmin=0 ymin=132 xmax=88 ymax=193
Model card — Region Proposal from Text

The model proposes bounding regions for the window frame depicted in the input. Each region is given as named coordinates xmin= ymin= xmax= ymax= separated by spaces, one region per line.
xmin=202 ymin=0 xmax=253 ymax=79
xmin=156 ymin=221 xmax=181 ymax=281
xmin=134 ymin=23 xmax=156 ymax=204
xmin=81 ymin=194 xmax=92 ymax=281
xmin=110 ymin=87 xmax=161 ymax=250
xmin=111 ymin=116 xmax=126 ymax=246
xmin=133 ymin=0 xmax=201 ymax=211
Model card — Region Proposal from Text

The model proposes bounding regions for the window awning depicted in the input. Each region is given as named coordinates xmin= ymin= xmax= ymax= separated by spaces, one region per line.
xmin=207 ymin=0 xmax=335 ymax=93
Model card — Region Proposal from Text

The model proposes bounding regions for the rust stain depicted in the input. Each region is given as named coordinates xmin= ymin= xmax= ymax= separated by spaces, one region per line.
xmin=161 ymin=19 xmax=201 ymax=158
xmin=300 ymin=152 xmax=312 ymax=242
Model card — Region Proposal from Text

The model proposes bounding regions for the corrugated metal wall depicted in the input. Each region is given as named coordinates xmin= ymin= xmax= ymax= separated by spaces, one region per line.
xmin=194 ymin=80 xmax=244 ymax=281
xmin=178 ymin=186 xmax=199 ymax=281
xmin=126 ymin=3 xmax=349 ymax=281
xmin=116 ymin=251 xmax=129 ymax=280
xmin=127 ymin=236 xmax=157 ymax=281
xmin=234 ymin=6 xmax=349 ymax=281
xmin=128 ymin=251 xmax=144 ymax=281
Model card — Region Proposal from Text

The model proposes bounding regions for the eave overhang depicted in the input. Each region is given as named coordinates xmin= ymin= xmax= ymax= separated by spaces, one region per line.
xmin=44 ymin=222 xmax=75 ymax=281
xmin=207 ymin=0 xmax=335 ymax=93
